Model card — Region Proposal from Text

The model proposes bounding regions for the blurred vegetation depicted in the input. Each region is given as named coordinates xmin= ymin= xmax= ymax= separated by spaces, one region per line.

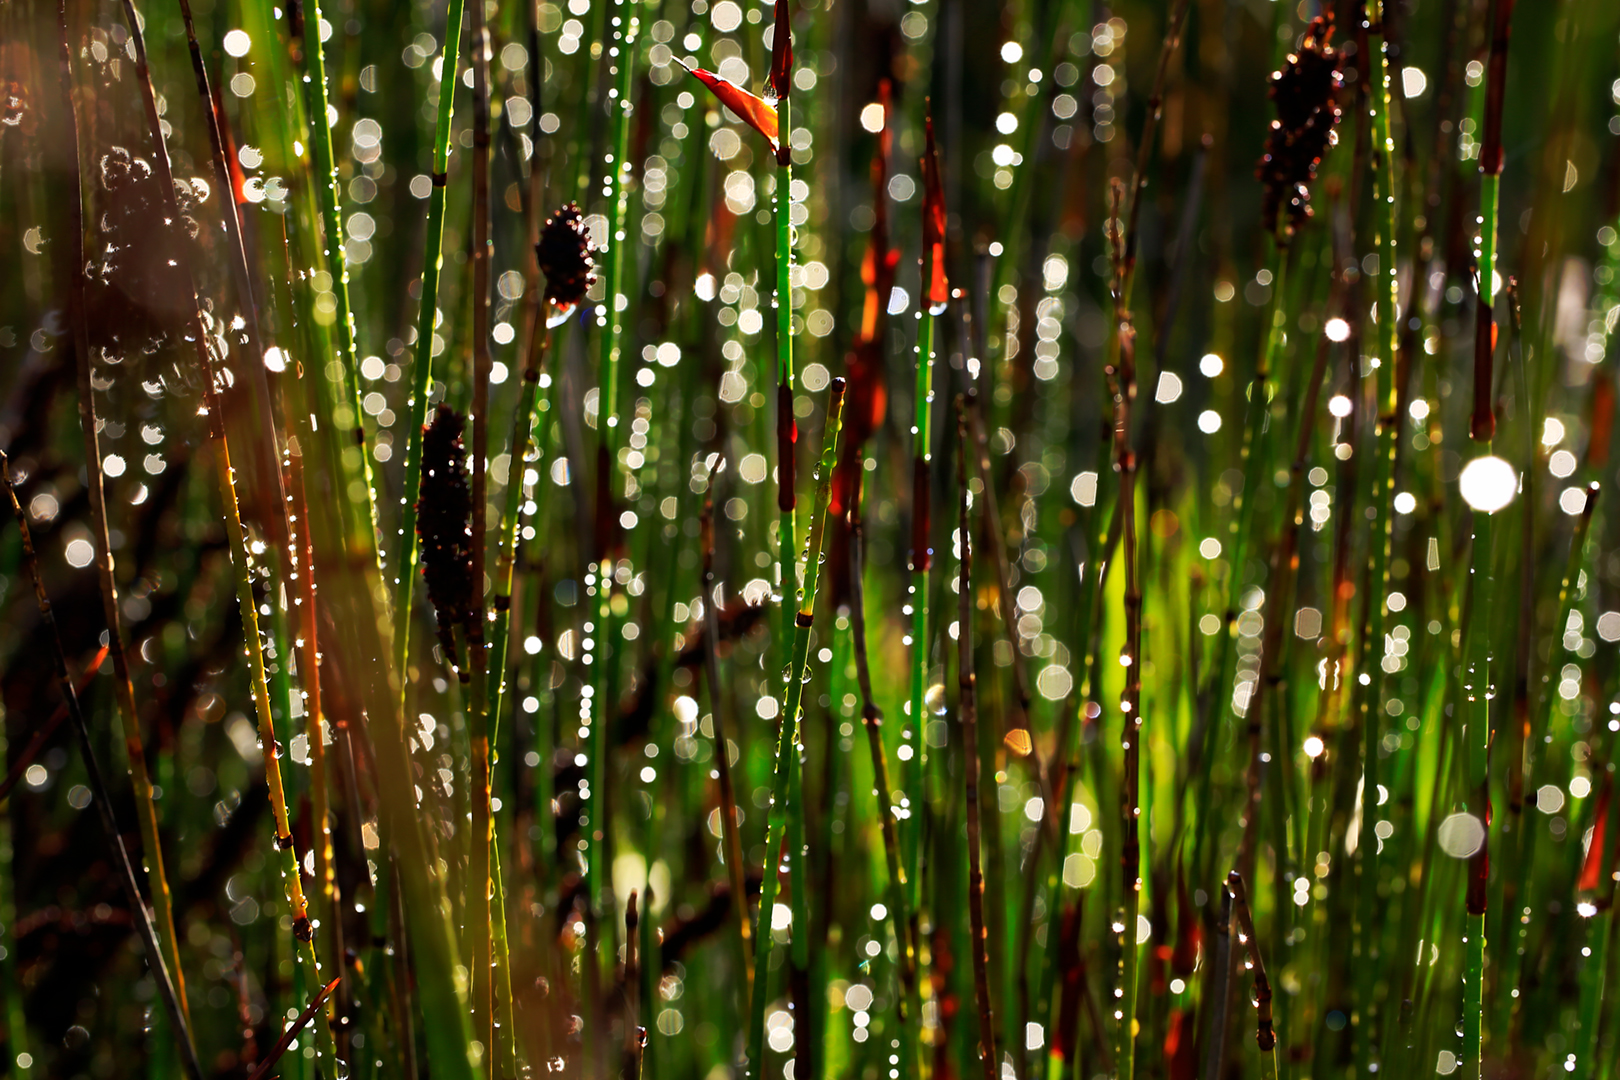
xmin=3 ymin=0 xmax=1620 ymax=1079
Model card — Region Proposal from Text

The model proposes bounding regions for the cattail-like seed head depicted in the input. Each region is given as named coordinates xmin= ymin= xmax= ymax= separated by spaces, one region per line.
xmin=417 ymin=404 xmax=475 ymax=642
xmin=537 ymin=202 xmax=597 ymax=307
xmin=1256 ymin=16 xmax=1342 ymax=236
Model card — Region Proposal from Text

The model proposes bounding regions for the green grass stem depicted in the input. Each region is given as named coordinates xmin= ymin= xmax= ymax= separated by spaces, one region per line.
xmin=745 ymin=378 xmax=845 ymax=1080
xmin=468 ymin=2 xmax=495 ymax=1061
xmin=393 ymin=0 xmax=468 ymax=680
xmin=583 ymin=10 xmax=640 ymax=1054
xmin=298 ymin=0 xmax=382 ymax=568
xmin=1355 ymin=13 xmax=1404 ymax=1072
xmin=851 ymin=476 xmax=921 ymax=1080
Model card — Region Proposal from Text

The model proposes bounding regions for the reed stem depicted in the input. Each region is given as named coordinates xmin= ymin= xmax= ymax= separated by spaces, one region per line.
xmin=468 ymin=4 xmax=495 ymax=1061
xmin=488 ymin=321 xmax=550 ymax=733
xmin=776 ymin=94 xmax=798 ymax=710
xmin=905 ymin=295 xmax=934 ymax=890
xmin=1356 ymin=9 xmax=1404 ymax=1070
xmin=957 ymin=397 xmax=998 ymax=1080
xmin=851 ymin=471 xmax=920 ymax=1080
xmin=1105 ymin=175 xmax=1145 ymax=1080
xmin=1458 ymin=4 xmax=1515 ymax=1073
xmin=1461 ymin=505 xmax=1494 ymax=1079
xmin=1227 ymin=871 xmax=1279 ymax=1079
xmin=584 ymin=0 xmax=640 ymax=937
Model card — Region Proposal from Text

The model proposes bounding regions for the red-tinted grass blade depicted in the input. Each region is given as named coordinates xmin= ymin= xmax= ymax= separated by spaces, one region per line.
xmin=1580 ymin=780 xmax=1610 ymax=892
xmin=244 ymin=976 xmax=341 ymax=1080
xmin=859 ymin=79 xmax=897 ymax=339
xmin=211 ymin=81 xmax=250 ymax=209
xmin=0 ymin=645 xmax=109 ymax=804
xmin=828 ymin=81 xmax=894 ymax=522
xmin=677 ymin=60 xmax=780 ymax=151
xmin=770 ymin=0 xmax=793 ymax=103
xmin=922 ymin=114 xmax=948 ymax=311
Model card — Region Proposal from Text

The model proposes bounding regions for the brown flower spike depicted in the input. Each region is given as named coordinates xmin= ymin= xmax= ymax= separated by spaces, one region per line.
xmin=536 ymin=202 xmax=597 ymax=308
xmin=417 ymin=404 xmax=475 ymax=676
xmin=1256 ymin=16 xmax=1342 ymax=237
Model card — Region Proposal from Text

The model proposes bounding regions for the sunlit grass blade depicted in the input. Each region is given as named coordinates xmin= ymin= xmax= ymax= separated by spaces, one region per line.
xmin=394 ymin=0 xmax=468 ymax=680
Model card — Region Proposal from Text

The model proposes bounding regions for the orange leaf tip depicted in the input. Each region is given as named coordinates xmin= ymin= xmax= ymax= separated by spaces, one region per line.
xmin=678 ymin=59 xmax=783 ymax=159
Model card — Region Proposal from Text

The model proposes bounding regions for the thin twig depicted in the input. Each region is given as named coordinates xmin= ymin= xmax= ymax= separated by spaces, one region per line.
xmin=244 ymin=976 xmax=343 ymax=1080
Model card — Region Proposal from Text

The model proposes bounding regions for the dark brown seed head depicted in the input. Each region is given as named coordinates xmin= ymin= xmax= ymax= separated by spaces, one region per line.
xmin=1256 ymin=16 xmax=1342 ymax=237
xmin=537 ymin=202 xmax=597 ymax=307
xmin=417 ymin=405 xmax=475 ymax=635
